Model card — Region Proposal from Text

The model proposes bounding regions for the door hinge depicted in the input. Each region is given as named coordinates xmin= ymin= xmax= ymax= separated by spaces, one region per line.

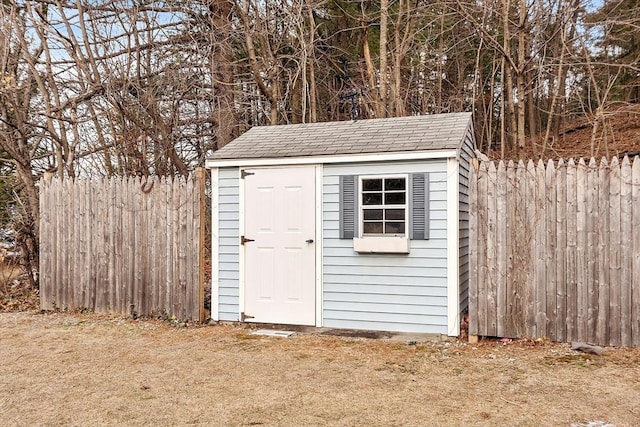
xmin=241 ymin=312 xmax=255 ymax=321
xmin=241 ymin=170 xmax=255 ymax=179
xmin=240 ymin=235 xmax=255 ymax=245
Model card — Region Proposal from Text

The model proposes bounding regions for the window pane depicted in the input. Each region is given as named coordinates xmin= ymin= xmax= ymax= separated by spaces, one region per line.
xmin=385 ymin=178 xmax=406 ymax=191
xmin=363 ymin=222 xmax=383 ymax=234
xmin=385 ymin=192 xmax=406 ymax=205
xmin=363 ymin=209 xmax=383 ymax=220
xmin=362 ymin=193 xmax=382 ymax=205
xmin=385 ymin=209 xmax=405 ymax=220
xmin=362 ymin=179 xmax=382 ymax=191
xmin=385 ymin=222 xmax=405 ymax=234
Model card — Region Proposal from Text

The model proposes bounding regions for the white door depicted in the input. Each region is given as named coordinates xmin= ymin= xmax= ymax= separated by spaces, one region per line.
xmin=242 ymin=166 xmax=316 ymax=325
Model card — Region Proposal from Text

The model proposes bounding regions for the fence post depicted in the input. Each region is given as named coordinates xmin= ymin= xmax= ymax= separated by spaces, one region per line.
xmin=468 ymin=160 xmax=478 ymax=341
xmin=197 ymin=167 xmax=206 ymax=323
xmin=632 ymin=157 xmax=640 ymax=346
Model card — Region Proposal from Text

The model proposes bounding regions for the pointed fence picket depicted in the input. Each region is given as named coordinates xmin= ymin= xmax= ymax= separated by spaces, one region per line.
xmin=39 ymin=169 xmax=206 ymax=321
xmin=470 ymin=156 xmax=640 ymax=347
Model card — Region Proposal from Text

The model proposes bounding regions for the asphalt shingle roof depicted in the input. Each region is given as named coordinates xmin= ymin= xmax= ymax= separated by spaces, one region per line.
xmin=209 ymin=112 xmax=473 ymax=160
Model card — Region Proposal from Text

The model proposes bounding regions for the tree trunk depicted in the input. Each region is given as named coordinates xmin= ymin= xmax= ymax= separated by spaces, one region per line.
xmin=211 ymin=0 xmax=238 ymax=148
xmin=306 ymin=2 xmax=317 ymax=122
xmin=235 ymin=0 xmax=278 ymax=124
xmin=526 ymin=70 xmax=537 ymax=156
xmin=503 ymin=0 xmax=517 ymax=153
xmin=552 ymin=1 xmax=579 ymax=143
xmin=543 ymin=35 xmax=567 ymax=157
xmin=392 ymin=32 xmax=404 ymax=116
xmin=516 ymin=0 xmax=527 ymax=150
xmin=379 ymin=0 xmax=388 ymax=118
xmin=362 ymin=20 xmax=381 ymax=117
xmin=308 ymin=57 xmax=318 ymax=122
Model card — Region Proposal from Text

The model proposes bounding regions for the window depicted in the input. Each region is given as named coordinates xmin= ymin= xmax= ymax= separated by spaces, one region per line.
xmin=339 ymin=173 xmax=429 ymax=243
xmin=360 ymin=176 xmax=407 ymax=236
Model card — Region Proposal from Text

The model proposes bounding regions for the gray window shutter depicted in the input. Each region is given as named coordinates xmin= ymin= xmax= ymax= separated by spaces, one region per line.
xmin=339 ymin=175 xmax=358 ymax=239
xmin=411 ymin=173 xmax=429 ymax=239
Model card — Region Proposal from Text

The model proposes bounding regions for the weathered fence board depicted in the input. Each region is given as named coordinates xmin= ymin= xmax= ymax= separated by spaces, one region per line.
xmin=505 ymin=161 xmax=517 ymax=336
xmin=545 ymin=160 xmax=557 ymax=341
xmin=555 ymin=158 xmax=567 ymax=342
xmin=535 ymin=160 xmax=546 ymax=338
xmin=576 ymin=159 xmax=588 ymax=341
xmin=524 ymin=160 xmax=536 ymax=337
xmin=40 ymin=172 xmax=206 ymax=321
xmin=475 ymin=161 xmax=488 ymax=334
xmin=620 ymin=157 xmax=633 ymax=346
xmin=470 ymin=156 xmax=640 ymax=347
xmin=633 ymin=159 xmax=640 ymax=346
xmin=565 ymin=159 xmax=577 ymax=342
xmin=496 ymin=161 xmax=507 ymax=337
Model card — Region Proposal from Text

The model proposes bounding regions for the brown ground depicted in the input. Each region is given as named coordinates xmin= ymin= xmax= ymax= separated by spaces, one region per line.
xmin=490 ymin=103 xmax=640 ymax=161
xmin=1 ymin=311 xmax=639 ymax=426
xmin=0 ymin=261 xmax=38 ymax=312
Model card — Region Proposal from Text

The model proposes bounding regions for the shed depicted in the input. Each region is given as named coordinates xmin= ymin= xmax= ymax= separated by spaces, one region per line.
xmin=205 ymin=112 xmax=475 ymax=336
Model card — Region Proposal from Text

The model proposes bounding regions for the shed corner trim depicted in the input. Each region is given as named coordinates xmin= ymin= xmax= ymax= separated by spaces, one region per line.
xmin=446 ymin=157 xmax=460 ymax=336
xmin=210 ymin=167 xmax=220 ymax=322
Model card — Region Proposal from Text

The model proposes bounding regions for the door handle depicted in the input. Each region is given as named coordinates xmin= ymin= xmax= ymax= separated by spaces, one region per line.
xmin=306 ymin=239 xmax=314 ymax=244
xmin=241 ymin=236 xmax=255 ymax=245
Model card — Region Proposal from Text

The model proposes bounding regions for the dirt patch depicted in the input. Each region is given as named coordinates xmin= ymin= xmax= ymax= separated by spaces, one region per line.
xmin=1 ymin=312 xmax=639 ymax=426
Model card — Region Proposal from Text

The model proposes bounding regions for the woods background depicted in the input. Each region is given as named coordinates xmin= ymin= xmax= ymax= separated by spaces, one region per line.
xmin=0 ymin=0 xmax=638 ymax=285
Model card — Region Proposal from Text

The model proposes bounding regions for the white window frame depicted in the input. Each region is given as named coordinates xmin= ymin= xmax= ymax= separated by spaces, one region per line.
xmin=358 ymin=174 xmax=409 ymax=238
xmin=353 ymin=174 xmax=410 ymax=253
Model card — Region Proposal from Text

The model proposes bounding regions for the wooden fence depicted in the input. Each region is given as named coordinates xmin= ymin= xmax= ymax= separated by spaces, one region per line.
xmin=469 ymin=156 xmax=640 ymax=347
xmin=39 ymin=170 xmax=206 ymax=321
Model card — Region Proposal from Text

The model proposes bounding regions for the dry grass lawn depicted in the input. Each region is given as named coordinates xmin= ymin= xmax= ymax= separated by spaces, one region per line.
xmin=0 ymin=311 xmax=639 ymax=427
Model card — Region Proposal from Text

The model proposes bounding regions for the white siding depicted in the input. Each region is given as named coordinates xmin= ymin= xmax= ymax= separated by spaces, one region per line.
xmin=217 ymin=167 xmax=240 ymax=321
xmin=458 ymin=128 xmax=475 ymax=316
xmin=323 ymin=160 xmax=450 ymax=334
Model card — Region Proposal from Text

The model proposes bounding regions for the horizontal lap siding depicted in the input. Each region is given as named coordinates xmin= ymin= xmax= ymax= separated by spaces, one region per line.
xmin=323 ymin=160 xmax=449 ymax=334
xmin=459 ymin=131 xmax=475 ymax=315
xmin=218 ymin=168 xmax=240 ymax=321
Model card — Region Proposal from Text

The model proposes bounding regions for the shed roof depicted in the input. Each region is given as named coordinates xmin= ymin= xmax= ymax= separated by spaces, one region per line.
xmin=208 ymin=112 xmax=473 ymax=161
